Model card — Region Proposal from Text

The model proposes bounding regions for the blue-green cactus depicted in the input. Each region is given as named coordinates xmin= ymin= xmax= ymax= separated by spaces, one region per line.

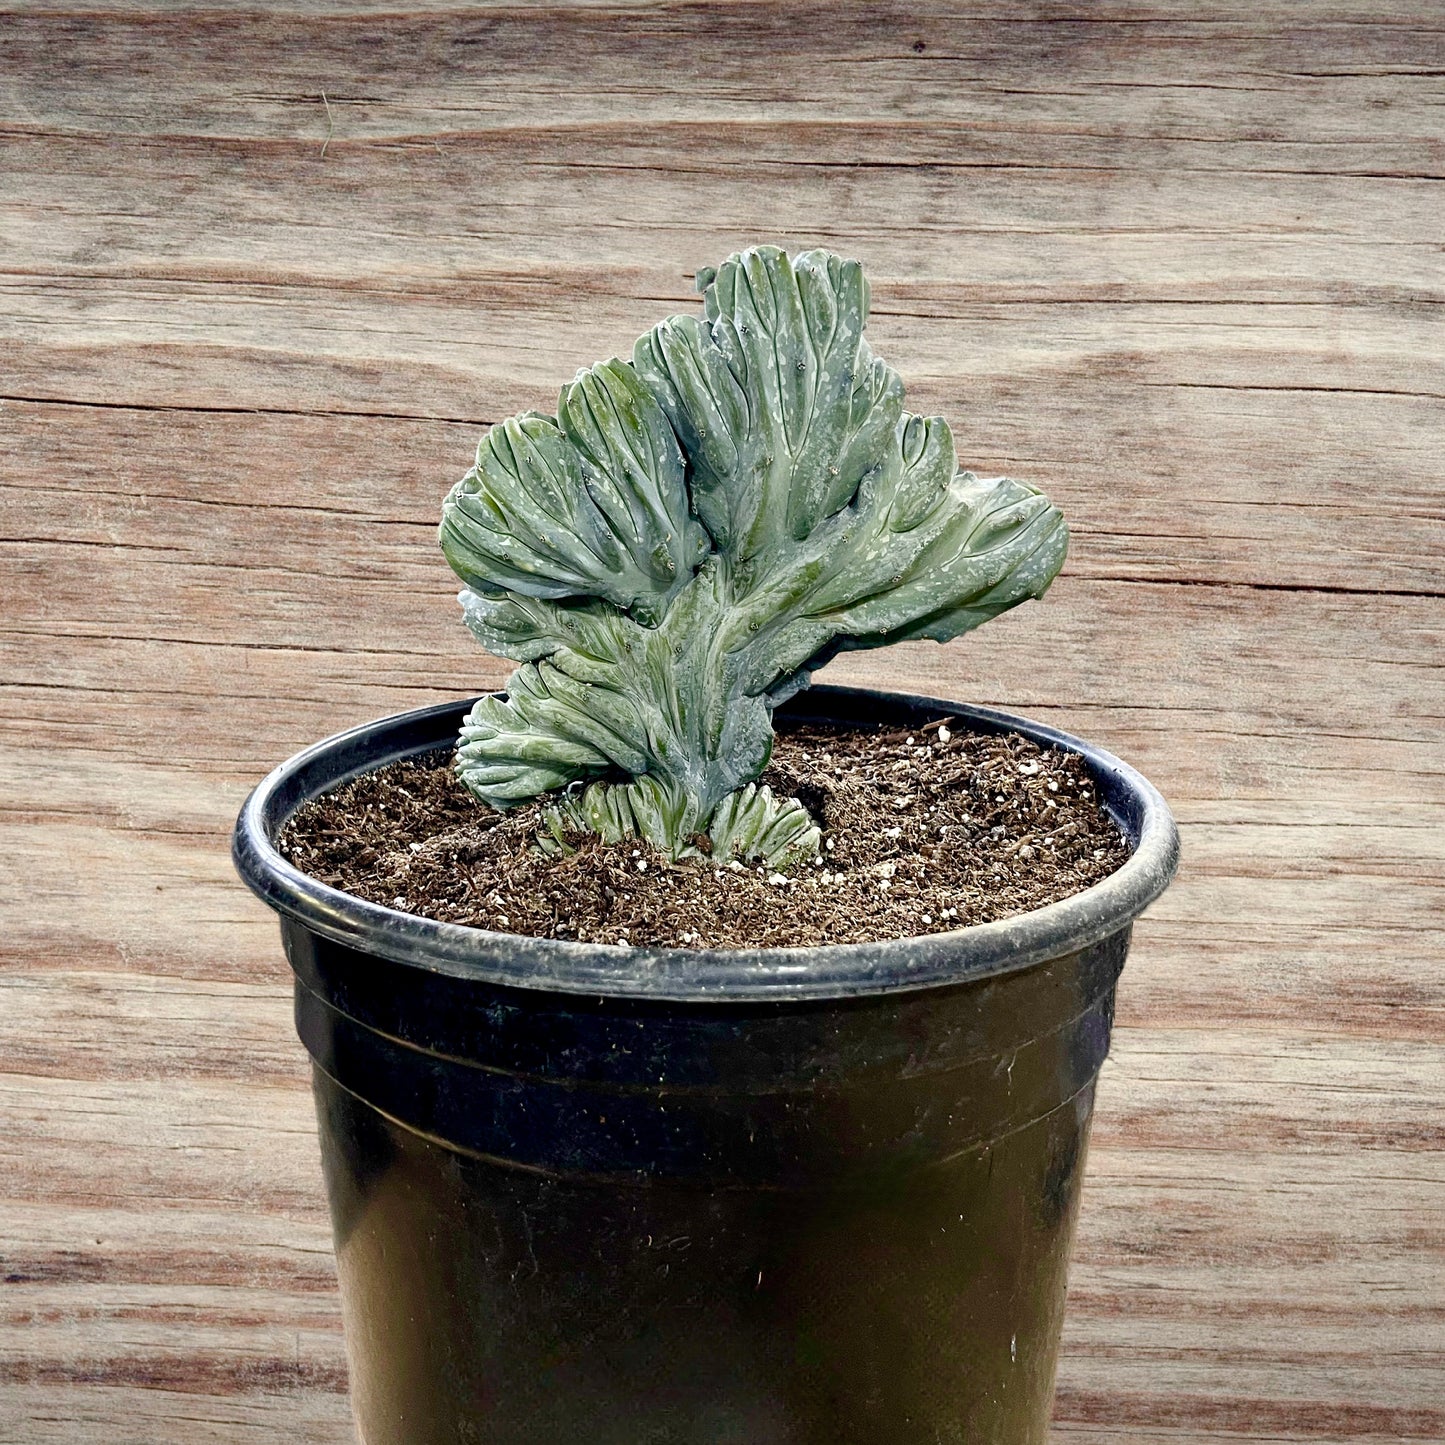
xmin=440 ymin=246 xmax=1068 ymax=866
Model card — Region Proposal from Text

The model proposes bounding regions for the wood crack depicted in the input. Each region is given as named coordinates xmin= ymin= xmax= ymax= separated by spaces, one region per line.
xmin=0 ymin=393 xmax=488 ymax=427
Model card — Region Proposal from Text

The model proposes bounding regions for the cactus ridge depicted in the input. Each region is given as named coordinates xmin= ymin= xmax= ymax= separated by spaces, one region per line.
xmin=440 ymin=246 xmax=1068 ymax=863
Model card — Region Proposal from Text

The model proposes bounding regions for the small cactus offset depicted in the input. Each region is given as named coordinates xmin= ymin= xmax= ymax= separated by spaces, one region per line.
xmin=440 ymin=246 xmax=1068 ymax=864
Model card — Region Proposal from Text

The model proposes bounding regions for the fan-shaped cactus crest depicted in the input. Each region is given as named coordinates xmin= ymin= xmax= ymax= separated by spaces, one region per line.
xmin=440 ymin=246 xmax=1068 ymax=866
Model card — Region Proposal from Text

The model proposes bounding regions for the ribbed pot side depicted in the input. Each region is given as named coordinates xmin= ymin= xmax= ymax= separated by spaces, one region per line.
xmin=234 ymin=686 xmax=1180 ymax=1445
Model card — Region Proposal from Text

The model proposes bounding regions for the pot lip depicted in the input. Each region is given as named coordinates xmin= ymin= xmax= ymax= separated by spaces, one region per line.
xmin=232 ymin=685 xmax=1180 ymax=1003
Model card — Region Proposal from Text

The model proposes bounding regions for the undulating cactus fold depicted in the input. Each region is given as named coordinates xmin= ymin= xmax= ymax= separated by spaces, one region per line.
xmin=440 ymin=246 xmax=1068 ymax=864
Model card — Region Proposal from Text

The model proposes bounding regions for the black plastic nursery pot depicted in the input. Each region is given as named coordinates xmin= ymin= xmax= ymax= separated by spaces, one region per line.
xmin=233 ymin=685 xmax=1179 ymax=1445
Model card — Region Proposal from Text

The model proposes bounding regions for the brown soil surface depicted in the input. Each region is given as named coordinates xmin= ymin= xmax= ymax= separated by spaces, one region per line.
xmin=277 ymin=717 xmax=1130 ymax=949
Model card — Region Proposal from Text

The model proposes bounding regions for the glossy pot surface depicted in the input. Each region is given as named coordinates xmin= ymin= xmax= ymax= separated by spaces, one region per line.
xmin=234 ymin=686 xmax=1179 ymax=1445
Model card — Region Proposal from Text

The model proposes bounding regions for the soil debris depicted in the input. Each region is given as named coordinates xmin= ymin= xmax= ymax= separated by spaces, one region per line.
xmin=278 ymin=718 xmax=1130 ymax=950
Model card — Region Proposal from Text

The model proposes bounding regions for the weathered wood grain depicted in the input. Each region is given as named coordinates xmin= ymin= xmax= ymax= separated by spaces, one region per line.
xmin=2 ymin=0 xmax=1442 ymax=1440
xmin=6 ymin=387 xmax=1445 ymax=596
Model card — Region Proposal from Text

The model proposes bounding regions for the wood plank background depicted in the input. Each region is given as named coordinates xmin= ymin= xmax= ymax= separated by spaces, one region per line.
xmin=2 ymin=1 xmax=1442 ymax=1439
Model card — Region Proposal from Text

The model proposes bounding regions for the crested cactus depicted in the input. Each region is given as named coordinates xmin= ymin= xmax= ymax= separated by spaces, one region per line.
xmin=440 ymin=246 xmax=1068 ymax=866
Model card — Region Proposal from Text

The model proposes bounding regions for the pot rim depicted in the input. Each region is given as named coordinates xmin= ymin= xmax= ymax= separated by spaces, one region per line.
xmin=232 ymin=685 xmax=1179 ymax=1002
